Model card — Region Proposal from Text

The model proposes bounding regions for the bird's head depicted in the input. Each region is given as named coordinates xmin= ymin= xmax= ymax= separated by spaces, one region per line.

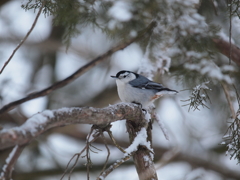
xmin=111 ymin=70 xmax=137 ymax=83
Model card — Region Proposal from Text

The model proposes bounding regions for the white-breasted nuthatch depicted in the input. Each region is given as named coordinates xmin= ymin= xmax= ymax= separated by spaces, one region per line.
xmin=111 ymin=70 xmax=178 ymax=109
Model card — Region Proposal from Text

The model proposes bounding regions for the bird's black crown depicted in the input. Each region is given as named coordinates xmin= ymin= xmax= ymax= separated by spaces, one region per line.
xmin=115 ymin=70 xmax=139 ymax=78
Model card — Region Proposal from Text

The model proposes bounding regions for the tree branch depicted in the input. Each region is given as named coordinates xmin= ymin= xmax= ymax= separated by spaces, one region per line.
xmin=0 ymin=1 xmax=45 ymax=74
xmin=97 ymin=154 xmax=132 ymax=180
xmin=0 ymin=103 xmax=144 ymax=150
xmin=0 ymin=145 xmax=26 ymax=180
xmin=213 ymin=38 xmax=240 ymax=66
xmin=0 ymin=21 xmax=157 ymax=114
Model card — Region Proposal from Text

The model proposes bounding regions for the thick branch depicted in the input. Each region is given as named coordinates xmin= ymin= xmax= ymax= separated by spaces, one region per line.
xmin=213 ymin=38 xmax=240 ymax=66
xmin=0 ymin=103 xmax=143 ymax=150
xmin=0 ymin=21 xmax=156 ymax=114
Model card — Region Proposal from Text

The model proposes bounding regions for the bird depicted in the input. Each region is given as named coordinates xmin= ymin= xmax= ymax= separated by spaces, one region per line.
xmin=111 ymin=70 xmax=178 ymax=109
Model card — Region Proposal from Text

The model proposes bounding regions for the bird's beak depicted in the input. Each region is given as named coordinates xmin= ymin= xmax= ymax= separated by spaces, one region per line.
xmin=111 ymin=75 xmax=117 ymax=79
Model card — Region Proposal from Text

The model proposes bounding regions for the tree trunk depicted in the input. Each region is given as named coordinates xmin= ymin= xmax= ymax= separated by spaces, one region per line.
xmin=126 ymin=119 xmax=158 ymax=180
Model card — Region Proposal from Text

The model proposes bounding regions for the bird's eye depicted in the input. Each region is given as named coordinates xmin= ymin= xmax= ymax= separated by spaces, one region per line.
xmin=123 ymin=75 xmax=126 ymax=78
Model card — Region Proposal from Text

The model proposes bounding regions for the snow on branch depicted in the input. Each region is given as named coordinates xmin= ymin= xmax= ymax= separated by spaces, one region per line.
xmin=0 ymin=103 xmax=144 ymax=150
xmin=124 ymin=127 xmax=152 ymax=156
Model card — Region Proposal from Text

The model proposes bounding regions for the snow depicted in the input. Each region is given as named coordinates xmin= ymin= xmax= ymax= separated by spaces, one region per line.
xmin=21 ymin=115 xmax=45 ymax=133
xmin=98 ymin=175 xmax=104 ymax=180
xmin=138 ymin=43 xmax=154 ymax=80
xmin=0 ymin=165 xmax=7 ymax=178
xmin=186 ymin=51 xmax=207 ymax=59
xmin=154 ymin=50 xmax=172 ymax=74
xmin=56 ymin=107 xmax=75 ymax=114
xmin=221 ymin=65 xmax=235 ymax=72
xmin=42 ymin=110 xmax=54 ymax=118
xmin=129 ymin=30 xmax=137 ymax=37
xmin=124 ymin=128 xmax=153 ymax=159
xmin=14 ymin=109 xmax=55 ymax=136
xmin=184 ymin=60 xmax=233 ymax=84
xmin=109 ymin=102 xmax=139 ymax=110
xmin=144 ymin=111 xmax=151 ymax=122
xmin=217 ymin=30 xmax=235 ymax=44
xmin=170 ymin=0 xmax=207 ymax=36
xmin=108 ymin=20 xmax=118 ymax=30
xmin=108 ymin=1 xmax=132 ymax=22
xmin=138 ymin=0 xmax=208 ymax=78
xmin=193 ymin=81 xmax=210 ymax=91
xmin=143 ymin=155 xmax=152 ymax=167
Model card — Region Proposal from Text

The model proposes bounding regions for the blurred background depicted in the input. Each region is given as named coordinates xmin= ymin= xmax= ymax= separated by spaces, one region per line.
xmin=0 ymin=0 xmax=240 ymax=179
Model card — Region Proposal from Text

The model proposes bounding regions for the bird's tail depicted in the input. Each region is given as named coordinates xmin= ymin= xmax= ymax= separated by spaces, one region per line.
xmin=156 ymin=88 xmax=178 ymax=95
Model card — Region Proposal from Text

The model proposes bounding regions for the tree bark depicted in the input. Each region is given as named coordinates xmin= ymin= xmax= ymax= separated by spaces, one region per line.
xmin=213 ymin=38 xmax=240 ymax=66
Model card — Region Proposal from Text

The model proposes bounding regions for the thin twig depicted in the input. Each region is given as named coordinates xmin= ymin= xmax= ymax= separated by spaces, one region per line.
xmin=85 ymin=127 xmax=94 ymax=180
xmin=155 ymin=148 xmax=180 ymax=170
xmin=60 ymin=151 xmax=83 ymax=180
xmin=96 ymin=154 xmax=132 ymax=180
xmin=152 ymin=112 xmax=169 ymax=140
xmin=229 ymin=0 xmax=232 ymax=64
xmin=100 ymin=132 xmax=111 ymax=176
xmin=0 ymin=1 xmax=45 ymax=74
xmin=107 ymin=129 xmax=126 ymax=153
xmin=60 ymin=127 xmax=100 ymax=180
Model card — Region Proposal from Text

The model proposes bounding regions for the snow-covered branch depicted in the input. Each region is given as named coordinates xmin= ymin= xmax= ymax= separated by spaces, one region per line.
xmin=0 ymin=145 xmax=25 ymax=180
xmin=0 ymin=103 xmax=144 ymax=150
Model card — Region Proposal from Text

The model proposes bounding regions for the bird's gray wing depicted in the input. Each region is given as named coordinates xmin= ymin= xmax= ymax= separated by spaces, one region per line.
xmin=145 ymin=82 xmax=178 ymax=93
xmin=129 ymin=75 xmax=151 ymax=88
xmin=130 ymin=79 xmax=178 ymax=93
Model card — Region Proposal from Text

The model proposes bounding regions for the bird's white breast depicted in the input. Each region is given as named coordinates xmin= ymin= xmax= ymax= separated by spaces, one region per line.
xmin=116 ymin=79 xmax=128 ymax=102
